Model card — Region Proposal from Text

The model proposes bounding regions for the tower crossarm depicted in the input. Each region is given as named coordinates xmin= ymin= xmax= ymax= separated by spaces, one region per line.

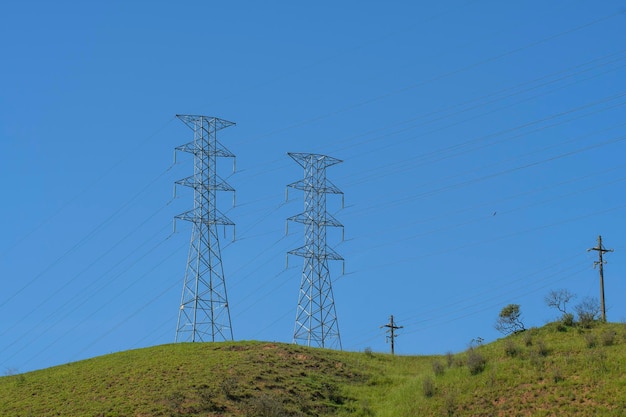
xmin=175 ymin=209 xmax=235 ymax=226
xmin=176 ymin=114 xmax=236 ymax=131
xmin=175 ymin=175 xmax=235 ymax=192
xmin=286 ymin=179 xmax=343 ymax=195
xmin=288 ymin=152 xmax=342 ymax=168
xmin=288 ymin=245 xmax=344 ymax=261
xmin=175 ymin=141 xmax=236 ymax=158
xmin=287 ymin=212 xmax=343 ymax=228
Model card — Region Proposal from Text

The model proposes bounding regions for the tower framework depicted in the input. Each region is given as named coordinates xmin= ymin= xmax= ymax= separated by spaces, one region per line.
xmin=286 ymin=152 xmax=344 ymax=349
xmin=174 ymin=114 xmax=236 ymax=343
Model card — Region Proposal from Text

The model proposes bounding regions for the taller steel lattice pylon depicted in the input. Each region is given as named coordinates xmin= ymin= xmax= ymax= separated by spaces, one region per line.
xmin=286 ymin=152 xmax=344 ymax=350
xmin=174 ymin=114 xmax=236 ymax=343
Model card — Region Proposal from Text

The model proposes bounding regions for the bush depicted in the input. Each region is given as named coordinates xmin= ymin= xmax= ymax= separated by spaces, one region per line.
xmin=221 ymin=376 xmax=240 ymax=400
xmin=561 ymin=313 xmax=575 ymax=327
xmin=322 ymin=382 xmax=344 ymax=405
xmin=552 ymin=367 xmax=564 ymax=383
xmin=364 ymin=347 xmax=374 ymax=358
xmin=575 ymin=297 xmax=601 ymax=328
xmin=166 ymin=391 xmax=185 ymax=414
xmin=523 ymin=332 xmax=533 ymax=347
xmin=444 ymin=390 xmax=458 ymax=417
xmin=246 ymin=394 xmax=289 ymax=417
xmin=432 ymin=360 xmax=445 ymax=376
xmin=445 ymin=352 xmax=454 ymax=368
xmin=601 ymin=330 xmax=616 ymax=346
xmin=584 ymin=333 xmax=597 ymax=348
xmin=503 ymin=339 xmax=519 ymax=357
xmin=536 ymin=339 xmax=549 ymax=357
xmin=466 ymin=348 xmax=487 ymax=375
xmin=529 ymin=350 xmax=544 ymax=370
xmin=422 ymin=376 xmax=436 ymax=398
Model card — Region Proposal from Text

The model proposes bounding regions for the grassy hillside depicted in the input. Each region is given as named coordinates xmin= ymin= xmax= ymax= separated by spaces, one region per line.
xmin=2 ymin=322 xmax=626 ymax=416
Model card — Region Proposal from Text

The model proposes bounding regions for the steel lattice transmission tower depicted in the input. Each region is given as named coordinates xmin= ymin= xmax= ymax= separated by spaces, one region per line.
xmin=286 ymin=152 xmax=344 ymax=350
xmin=174 ymin=114 xmax=236 ymax=343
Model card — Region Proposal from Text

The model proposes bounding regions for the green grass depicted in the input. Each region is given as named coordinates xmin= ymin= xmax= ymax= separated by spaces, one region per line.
xmin=2 ymin=322 xmax=626 ymax=416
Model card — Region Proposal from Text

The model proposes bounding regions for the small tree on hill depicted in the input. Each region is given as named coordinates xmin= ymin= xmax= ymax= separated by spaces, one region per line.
xmin=544 ymin=289 xmax=575 ymax=315
xmin=545 ymin=289 xmax=576 ymax=325
xmin=575 ymin=296 xmax=601 ymax=328
xmin=495 ymin=304 xmax=525 ymax=335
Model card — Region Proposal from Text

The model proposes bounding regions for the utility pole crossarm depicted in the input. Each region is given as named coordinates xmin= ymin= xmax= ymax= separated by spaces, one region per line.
xmin=381 ymin=315 xmax=403 ymax=355
xmin=588 ymin=235 xmax=614 ymax=322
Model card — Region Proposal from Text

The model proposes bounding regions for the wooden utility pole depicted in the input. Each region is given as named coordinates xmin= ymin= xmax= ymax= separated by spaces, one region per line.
xmin=588 ymin=235 xmax=614 ymax=322
xmin=381 ymin=315 xmax=403 ymax=355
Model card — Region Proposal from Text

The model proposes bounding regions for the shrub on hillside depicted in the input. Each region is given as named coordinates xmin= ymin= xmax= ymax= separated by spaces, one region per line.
xmin=221 ymin=375 xmax=240 ymax=400
xmin=245 ymin=394 xmax=289 ymax=417
xmin=444 ymin=390 xmax=458 ymax=417
xmin=503 ymin=339 xmax=520 ymax=357
xmin=562 ymin=313 xmax=575 ymax=327
xmin=584 ymin=333 xmax=597 ymax=348
xmin=445 ymin=352 xmax=455 ymax=368
xmin=552 ymin=367 xmax=564 ymax=383
xmin=363 ymin=346 xmax=374 ymax=357
xmin=523 ymin=332 xmax=533 ymax=347
xmin=601 ymin=330 xmax=616 ymax=346
xmin=322 ymin=382 xmax=344 ymax=405
xmin=575 ymin=297 xmax=601 ymax=328
xmin=422 ymin=376 xmax=435 ymax=398
xmin=432 ymin=360 xmax=445 ymax=376
xmin=535 ymin=339 xmax=549 ymax=357
xmin=466 ymin=348 xmax=487 ymax=375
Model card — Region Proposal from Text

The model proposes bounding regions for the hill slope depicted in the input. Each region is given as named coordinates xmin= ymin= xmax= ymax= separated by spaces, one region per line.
xmin=2 ymin=323 xmax=626 ymax=416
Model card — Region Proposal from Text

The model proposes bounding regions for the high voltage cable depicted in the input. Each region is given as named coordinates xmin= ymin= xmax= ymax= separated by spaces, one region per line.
xmin=329 ymin=52 xmax=626 ymax=161
xmin=248 ymin=10 xmax=624 ymax=142
xmin=208 ymin=48 xmax=626 ymax=193
xmin=341 ymin=49 xmax=626 ymax=145
xmin=401 ymin=266 xmax=589 ymax=336
xmin=212 ymin=0 xmax=481 ymax=117
xmin=348 ymin=162 xmax=626 ymax=243
xmin=398 ymin=259 xmax=589 ymax=327
xmin=0 ymin=117 xmax=175 ymax=262
xmin=0 ymin=227 xmax=179 ymax=364
xmin=341 ymin=91 xmax=626 ymax=189
xmin=0 ymin=205 xmax=174 ymax=339
xmin=350 ymin=126 xmax=626 ymax=244
xmin=4 ymin=237 xmax=186 ymax=370
xmin=347 ymin=261 xmax=590 ymax=350
xmin=347 ymin=128 xmax=626 ymax=220
xmin=228 ymin=49 xmax=626 ymax=186
xmin=398 ymin=174 xmax=626 ymax=246
xmin=0 ymin=164 xmax=177 ymax=310
xmin=340 ymin=67 xmax=626 ymax=187
xmin=233 ymin=267 xmax=297 ymax=320
xmin=349 ymin=202 xmax=626 ymax=279
xmin=69 ymin=278 xmax=181 ymax=364
xmin=365 ymin=249 xmax=584 ymax=322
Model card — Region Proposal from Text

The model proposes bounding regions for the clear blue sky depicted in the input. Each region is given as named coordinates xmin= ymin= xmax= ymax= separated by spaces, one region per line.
xmin=1 ymin=1 xmax=626 ymax=373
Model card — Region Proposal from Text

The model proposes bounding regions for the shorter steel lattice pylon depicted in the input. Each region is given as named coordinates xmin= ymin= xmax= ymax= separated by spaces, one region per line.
xmin=286 ymin=152 xmax=344 ymax=350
